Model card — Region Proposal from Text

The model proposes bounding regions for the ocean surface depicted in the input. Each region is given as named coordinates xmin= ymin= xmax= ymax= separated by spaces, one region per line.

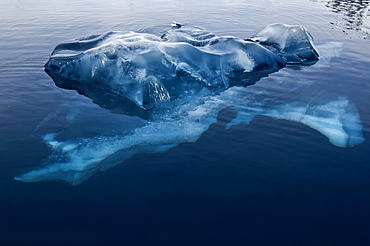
xmin=1 ymin=0 xmax=370 ymax=245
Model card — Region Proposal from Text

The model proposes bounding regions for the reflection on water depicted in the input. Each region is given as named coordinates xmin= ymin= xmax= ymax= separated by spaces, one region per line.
xmin=326 ymin=0 xmax=370 ymax=37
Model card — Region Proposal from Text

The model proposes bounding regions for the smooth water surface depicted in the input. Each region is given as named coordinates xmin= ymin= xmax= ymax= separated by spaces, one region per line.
xmin=1 ymin=0 xmax=370 ymax=245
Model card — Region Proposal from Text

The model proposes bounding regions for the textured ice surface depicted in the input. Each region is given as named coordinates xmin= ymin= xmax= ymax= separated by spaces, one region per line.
xmin=44 ymin=24 xmax=318 ymax=109
xmin=250 ymin=23 xmax=319 ymax=64
xmin=15 ymin=25 xmax=364 ymax=185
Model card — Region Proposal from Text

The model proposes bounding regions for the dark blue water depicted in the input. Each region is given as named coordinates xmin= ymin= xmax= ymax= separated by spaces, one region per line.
xmin=1 ymin=0 xmax=370 ymax=245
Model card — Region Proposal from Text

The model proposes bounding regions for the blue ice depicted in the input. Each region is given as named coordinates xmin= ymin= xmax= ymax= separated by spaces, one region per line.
xmin=44 ymin=23 xmax=318 ymax=109
xmin=15 ymin=24 xmax=364 ymax=185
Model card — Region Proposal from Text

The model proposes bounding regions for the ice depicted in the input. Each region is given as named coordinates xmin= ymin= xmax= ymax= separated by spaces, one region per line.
xmin=44 ymin=24 xmax=317 ymax=109
xmin=227 ymin=94 xmax=365 ymax=147
xmin=250 ymin=23 xmax=319 ymax=64
xmin=15 ymin=85 xmax=364 ymax=185
xmin=14 ymin=25 xmax=365 ymax=185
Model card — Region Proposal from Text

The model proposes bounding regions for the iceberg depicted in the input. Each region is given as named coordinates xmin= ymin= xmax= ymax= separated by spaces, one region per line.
xmin=15 ymin=24 xmax=364 ymax=185
xmin=44 ymin=23 xmax=318 ymax=110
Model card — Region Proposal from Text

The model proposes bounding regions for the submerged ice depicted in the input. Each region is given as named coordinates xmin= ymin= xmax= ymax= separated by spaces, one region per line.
xmin=15 ymin=24 xmax=365 ymax=185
